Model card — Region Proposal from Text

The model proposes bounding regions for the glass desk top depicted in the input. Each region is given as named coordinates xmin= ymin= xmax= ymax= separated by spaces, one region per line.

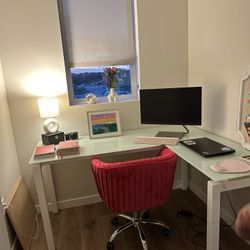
xmin=29 ymin=126 xmax=250 ymax=182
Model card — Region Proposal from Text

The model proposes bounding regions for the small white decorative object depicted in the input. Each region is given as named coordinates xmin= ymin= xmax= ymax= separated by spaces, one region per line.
xmin=237 ymin=66 xmax=250 ymax=150
xmin=86 ymin=94 xmax=96 ymax=104
xmin=43 ymin=118 xmax=59 ymax=134
xmin=108 ymin=88 xmax=117 ymax=103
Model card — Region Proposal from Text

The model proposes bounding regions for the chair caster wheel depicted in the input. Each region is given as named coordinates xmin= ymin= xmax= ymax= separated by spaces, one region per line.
xmin=142 ymin=210 xmax=150 ymax=219
xmin=161 ymin=228 xmax=170 ymax=236
xmin=107 ymin=241 xmax=114 ymax=250
xmin=110 ymin=217 xmax=119 ymax=226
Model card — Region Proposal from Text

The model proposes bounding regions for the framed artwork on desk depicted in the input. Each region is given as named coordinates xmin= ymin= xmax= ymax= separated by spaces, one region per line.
xmin=237 ymin=67 xmax=250 ymax=150
xmin=87 ymin=110 xmax=122 ymax=139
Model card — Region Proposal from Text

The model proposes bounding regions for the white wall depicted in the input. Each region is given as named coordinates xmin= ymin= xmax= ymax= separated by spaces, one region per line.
xmin=0 ymin=60 xmax=20 ymax=201
xmin=188 ymin=0 xmax=250 ymax=219
xmin=0 ymin=59 xmax=20 ymax=249
xmin=189 ymin=0 xmax=250 ymax=142
xmin=136 ymin=0 xmax=188 ymax=88
xmin=0 ymin=0 xmax=188 ymax=205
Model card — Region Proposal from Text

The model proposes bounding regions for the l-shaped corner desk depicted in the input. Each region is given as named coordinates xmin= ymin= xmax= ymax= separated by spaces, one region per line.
xmin=29 ymin=126 xmax=250 ymax=250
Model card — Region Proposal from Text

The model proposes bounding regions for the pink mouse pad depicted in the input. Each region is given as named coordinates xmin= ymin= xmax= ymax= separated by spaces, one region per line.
xmin=210 ymin=159 xmax=250 ymax=173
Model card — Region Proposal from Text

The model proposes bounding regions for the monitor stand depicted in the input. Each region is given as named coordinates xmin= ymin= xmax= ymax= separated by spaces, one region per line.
xmin=155 ymin=131 xmax=184 ymax=139
xmin=155 ymin=125 xmax=189 ymax=139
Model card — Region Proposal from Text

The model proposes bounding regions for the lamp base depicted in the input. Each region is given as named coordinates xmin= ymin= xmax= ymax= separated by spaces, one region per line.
xmin=42 ymin=131 xmax=65 ymax=145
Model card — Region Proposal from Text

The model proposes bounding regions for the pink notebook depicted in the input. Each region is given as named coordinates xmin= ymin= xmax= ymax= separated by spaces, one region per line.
xmin=210 ymin=159 xmax=250 ymax=173
xmin=34 ymin=144 xmax=55 ymax=158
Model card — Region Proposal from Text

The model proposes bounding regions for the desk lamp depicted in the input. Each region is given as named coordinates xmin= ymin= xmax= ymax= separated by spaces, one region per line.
xmin=38 ymin=97 xmax=64 ymax=145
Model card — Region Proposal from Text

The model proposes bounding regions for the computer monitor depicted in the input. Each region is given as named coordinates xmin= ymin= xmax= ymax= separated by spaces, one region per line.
xmin=139 ymin=87 xmax=202 ymax=138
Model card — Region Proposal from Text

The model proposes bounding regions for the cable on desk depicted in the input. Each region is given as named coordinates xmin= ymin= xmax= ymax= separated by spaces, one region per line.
xmin=222 ymin=191 xmax=237 ymax=227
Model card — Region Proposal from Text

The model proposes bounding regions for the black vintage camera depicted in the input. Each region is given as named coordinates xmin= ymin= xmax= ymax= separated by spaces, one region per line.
xmin=42 ymin=131 xmax=65 ymax=145
xmin=65 ymin=131 xmax=79 ymax=140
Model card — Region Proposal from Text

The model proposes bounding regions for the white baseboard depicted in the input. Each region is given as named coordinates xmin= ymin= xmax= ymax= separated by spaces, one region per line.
xmin=56 ymin=194 xmax=102 ymax=210
xmin=36 ymin=194 xmax=102 ymax=212
xmin=189 ymin=182 xmax=207 ymax=201
xmin=56 ymin=181 xmax=183 ymax=209
xmin=36 ymin=180 xmax=182 ymax=212
xmin=173 ymin=180 xmax=182 ymax=190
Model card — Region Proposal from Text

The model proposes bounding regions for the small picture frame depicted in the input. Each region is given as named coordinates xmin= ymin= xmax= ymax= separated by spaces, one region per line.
xmin=87 ymin=110 xmax=122 ymax=139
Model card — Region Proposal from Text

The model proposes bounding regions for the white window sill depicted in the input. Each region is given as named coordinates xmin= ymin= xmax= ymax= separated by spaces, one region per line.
xmin=69 ymin=94 xmax=139 ymax=106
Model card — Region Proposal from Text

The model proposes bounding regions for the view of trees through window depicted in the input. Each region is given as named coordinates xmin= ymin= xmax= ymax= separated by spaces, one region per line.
xmin=71 ymin=65 xmax=132 ymax=99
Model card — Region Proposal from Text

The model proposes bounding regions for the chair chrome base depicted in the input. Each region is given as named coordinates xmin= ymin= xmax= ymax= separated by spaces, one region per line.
xmin=107 ymin=211 xmax=170 ymax=250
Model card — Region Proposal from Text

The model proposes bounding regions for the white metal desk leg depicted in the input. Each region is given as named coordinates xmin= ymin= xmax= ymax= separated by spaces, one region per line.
xmin=180 ymin=159 xmax=189 ymax=190
xmin=33 ymin=164 xmax=55 ymax=250
xmin=45 ymin=164 xmax=58 ymax=214
xmin=207 ymin=180 xmax=222 ymax=250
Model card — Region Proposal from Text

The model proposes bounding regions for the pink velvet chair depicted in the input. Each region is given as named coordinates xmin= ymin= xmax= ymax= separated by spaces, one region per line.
xmin=91 ymin=146 xmax=177 ymax=250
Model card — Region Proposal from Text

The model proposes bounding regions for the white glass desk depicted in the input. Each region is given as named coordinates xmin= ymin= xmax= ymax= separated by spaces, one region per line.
xmin=29 ymin=126 xmax=250 ymax=250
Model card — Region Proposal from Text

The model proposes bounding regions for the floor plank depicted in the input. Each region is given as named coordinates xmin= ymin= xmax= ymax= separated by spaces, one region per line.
xmin=30 ymin=189 xmax=250 ymax=250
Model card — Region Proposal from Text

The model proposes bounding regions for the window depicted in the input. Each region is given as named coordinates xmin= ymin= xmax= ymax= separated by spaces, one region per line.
xmin=71 ymin=65 xmax=132 ymax=99
xmin=58 ymin=0 xmax=138 ymax=105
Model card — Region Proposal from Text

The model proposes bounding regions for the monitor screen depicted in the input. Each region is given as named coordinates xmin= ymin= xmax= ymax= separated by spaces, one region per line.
xmin=139 ymin=87 xmax=202 ymax=126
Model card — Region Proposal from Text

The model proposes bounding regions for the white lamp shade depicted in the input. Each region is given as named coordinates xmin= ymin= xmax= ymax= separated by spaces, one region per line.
xmin=38 ymin=97 xmax=59 ymax=118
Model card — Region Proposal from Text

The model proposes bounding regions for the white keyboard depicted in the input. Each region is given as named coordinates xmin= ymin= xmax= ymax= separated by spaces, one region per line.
xmin=135 ymin=136 xmax=179 ymax=145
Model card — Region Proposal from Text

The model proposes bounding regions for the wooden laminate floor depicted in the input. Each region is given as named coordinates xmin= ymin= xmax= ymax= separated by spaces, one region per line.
xmin=30 ymin=189 xmax=250 ymax=250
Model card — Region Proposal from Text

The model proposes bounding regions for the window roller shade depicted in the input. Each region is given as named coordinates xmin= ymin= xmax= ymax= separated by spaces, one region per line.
xmin=60 ymin=0 xmax=135 ymax=67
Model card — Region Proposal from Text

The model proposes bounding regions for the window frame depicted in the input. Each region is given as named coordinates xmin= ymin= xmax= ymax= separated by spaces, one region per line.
xmin=57 ymin=0 xmax=139 ymax=106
